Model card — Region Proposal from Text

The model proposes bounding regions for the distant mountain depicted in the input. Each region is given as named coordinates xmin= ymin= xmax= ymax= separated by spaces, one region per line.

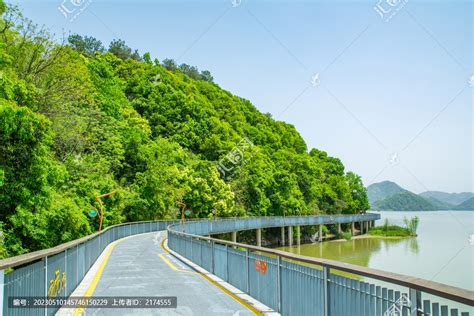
xmin=367 ymin=181 xmax=409 ymax=204
xmin=423 ymin=197 xmax=453 ymax=210
xmin=372 ymin=192 xmax=436 ymax=211
xmin=419 ymin=191 xmax=474 ymax=206
xmin=454 ymin=197 xmax=474 ymax=210
xmin=368 ymin=181 xmax=473 ymax=211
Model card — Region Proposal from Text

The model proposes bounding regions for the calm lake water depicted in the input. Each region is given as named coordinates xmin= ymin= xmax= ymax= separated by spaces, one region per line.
xmin=277 ymin=211 xmax=474 ymax=291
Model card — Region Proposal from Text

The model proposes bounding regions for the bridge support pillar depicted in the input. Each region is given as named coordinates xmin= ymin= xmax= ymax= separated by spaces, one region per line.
xmin=365 ymin=221 xmax=369 ymax=233
xmin=296 ymin=226 xmax=301 ymax=245
xmin=281 ymin=226 xmax=285 ymax=246
xmin=231 ymin=231 xmax=237 ymax=243
xmin=360 ymin=221 xmax=364 ymax=234
xmin=288 ymin=226 xmax=293 ymax=246
xmin=318 ymin=225 xmax=323 ymax=242
xmin=351 ymin=222 xmax=355 ymax=236
xmin=337 ymin=223 xmax=342 ymax=234
xmin=256 ymin=228 xmax=262 ymax=247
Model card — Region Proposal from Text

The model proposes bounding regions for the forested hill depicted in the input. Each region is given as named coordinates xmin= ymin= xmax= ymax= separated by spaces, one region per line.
xmin=0 ymin=2 xmax=368 ymax=258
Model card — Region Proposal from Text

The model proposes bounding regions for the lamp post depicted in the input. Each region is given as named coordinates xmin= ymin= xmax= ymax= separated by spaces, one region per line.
xmin=176 ymin=201 xmax=187 ymax=225
xmin=95 ymin=191 xmax=116 ymax=232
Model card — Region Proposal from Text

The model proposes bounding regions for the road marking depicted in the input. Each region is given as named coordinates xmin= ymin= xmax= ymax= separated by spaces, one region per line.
xmin=72 ymin=238 xmax=122 ymax=316
xmin=158 ymin=253 xmax=195 ymax=273
xmin=160 ymin=239 xmax=263 ymax=316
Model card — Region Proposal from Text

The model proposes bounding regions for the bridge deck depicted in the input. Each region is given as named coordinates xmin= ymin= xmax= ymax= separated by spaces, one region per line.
xmin=78 ymin=232 xmax=255 ymax=315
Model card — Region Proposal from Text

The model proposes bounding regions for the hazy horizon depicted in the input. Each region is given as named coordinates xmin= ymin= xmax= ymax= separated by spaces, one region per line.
xmin=12 ymin=0 xmax=473 ymax=194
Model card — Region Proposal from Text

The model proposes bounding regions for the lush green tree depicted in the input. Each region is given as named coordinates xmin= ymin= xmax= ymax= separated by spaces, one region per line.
xmin=68 ymin=34 xmax=105 ymax=56
xmin=200 ymin=70 xmax=213 ymax=83
xmin=162 ymin=58 xmax=177 ymax=71
xmin=108 ymin=39 xmax=141 ymax=61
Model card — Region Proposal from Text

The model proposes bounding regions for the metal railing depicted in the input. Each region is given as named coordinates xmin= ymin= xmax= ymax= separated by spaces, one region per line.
xmin=167 ymin=214 xmax=474 ymax=316
xmin=0 ymin=220 xmax=177 ymax=316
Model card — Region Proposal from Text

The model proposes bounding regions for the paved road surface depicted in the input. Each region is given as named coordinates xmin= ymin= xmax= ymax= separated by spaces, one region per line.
xmin=81 ymin=232 xmax=254 ymax=316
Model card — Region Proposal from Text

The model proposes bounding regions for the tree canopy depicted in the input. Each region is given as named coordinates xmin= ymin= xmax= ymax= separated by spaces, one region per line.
xmin=0 ymin=2 xmax=369 ymax=258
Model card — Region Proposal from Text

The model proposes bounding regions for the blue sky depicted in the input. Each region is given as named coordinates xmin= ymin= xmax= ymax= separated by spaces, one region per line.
xmin=12 ymin=0 xmax=473 ymax=193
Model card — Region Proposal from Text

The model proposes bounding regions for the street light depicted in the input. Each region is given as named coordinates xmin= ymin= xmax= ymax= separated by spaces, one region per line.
xmin=95 ymin=191 xmax=116 ymax=232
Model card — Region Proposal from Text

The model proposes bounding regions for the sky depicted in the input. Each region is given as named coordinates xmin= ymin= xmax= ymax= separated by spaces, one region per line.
xmin=12 ymin=0 xmax=473 ymax=194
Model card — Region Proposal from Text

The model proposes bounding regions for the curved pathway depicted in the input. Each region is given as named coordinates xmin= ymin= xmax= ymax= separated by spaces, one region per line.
xmin=74 ymin=232 xmax=255 ymax=316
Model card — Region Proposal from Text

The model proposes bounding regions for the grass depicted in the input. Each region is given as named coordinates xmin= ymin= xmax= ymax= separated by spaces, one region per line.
xmin=368 ymin=217 xmax=419 ymax=237
xmin=368 ymin=225 xmax=413 ymax=237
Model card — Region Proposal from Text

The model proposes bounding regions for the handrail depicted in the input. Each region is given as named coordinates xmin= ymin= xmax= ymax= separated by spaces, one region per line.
xmin=0 ymin=214 xmax=364 ymax=270
xmin=0 ymin=220 xmax=176 ymax=270
xmin=168 ymin=225 xmax=474 ymax=307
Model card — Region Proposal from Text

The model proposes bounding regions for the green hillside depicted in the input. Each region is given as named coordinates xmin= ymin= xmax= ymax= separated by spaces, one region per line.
xmin=367 ymin=181 xmax=408 ymax=204
xmin=423 ymin=197 xmax=453 ymax=210
xmin=373 ymin=192 xmax=436 ymax=211
xmin=0 ymin=3 xmax=368 ymax=258
xmin=419 ymin=191 xmax=474 ymax=206
xmin=454 ymin=197 xmax=474 ymax=210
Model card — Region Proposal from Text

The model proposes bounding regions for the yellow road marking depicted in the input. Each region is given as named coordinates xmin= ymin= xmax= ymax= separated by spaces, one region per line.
xmin=72 ymin=239 xmax=121 ymax=316
xmin=158 ymin=253 xmax=195 ymax=273
xmin=160 ymin=238 xmax=263 ymax=316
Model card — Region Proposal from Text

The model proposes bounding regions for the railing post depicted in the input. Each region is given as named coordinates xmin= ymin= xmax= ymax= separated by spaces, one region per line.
xmin=44 ymin=256 xmax=48 ymax=316
xmin=225 ymin=244 xmax=229 ymax=282
xmin=0 ymin=269 xmax=4 ymax=316
xmin=277 ymin=255 xmax=282 ymax=313
xmin=76 ymin=244 xmax=79 ymax=288
xmin=246 ymin=248 xmax=250 ymax=293
xmin=323 ymin=266 xmax=330 ymax=316
xmin=200 ymin=238 xmax=203 ymax=266
xmin=409 ymin=288 xmax=422 ymax=316
xmin=211 ymin=240 xmax=215 ymax=274
xmin=64 ymin=248 xmax=68 ymax=295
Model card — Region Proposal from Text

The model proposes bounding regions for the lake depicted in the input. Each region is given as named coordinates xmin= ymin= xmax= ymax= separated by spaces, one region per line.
xmin=276 ymin=211 xmax=474 ymax=291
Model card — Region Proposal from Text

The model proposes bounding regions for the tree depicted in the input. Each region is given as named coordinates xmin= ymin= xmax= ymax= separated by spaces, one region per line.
xmin=162 ymin=58 xmax=177 ymax=71
xmin=178 ymin=63 xmax=200 ymax=79
xmin=68 ymin=34 xmax=104 ymax=56
xmin=200 ymin=70 xmax=213 ymax=82
xmin=108 ymin=39 xmax=141 ymax=61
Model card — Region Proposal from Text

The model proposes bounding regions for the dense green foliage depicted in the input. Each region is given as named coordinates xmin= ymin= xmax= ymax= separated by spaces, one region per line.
xmin=0 ymin=3 xmax=369 ymax=258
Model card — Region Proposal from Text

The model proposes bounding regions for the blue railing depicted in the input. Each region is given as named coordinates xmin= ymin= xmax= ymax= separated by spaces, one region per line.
xmin=167 ymin=214 xmax=474 ymax=316
xmin=0 ymin=220 xmax=176 ymax=316
xmin=1 ymin=213 xmax=472 ymax=316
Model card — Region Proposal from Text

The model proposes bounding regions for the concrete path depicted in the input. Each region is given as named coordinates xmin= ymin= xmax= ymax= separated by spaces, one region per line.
xmin=78 ymin=232 xmax=255 ymax=316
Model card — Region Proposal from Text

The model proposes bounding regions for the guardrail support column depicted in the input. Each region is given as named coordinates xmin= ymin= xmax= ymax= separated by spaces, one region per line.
xmin=288 ymin=226 xmax=293 ymax=246
xmin=409 ymin=288 xmax=422 ymax=316
xmin=0 ymin=269 xmax=4 ymax=316
xmin=277 ymin=255 xmax=282 ymax=313
xmin=281 ymin=227 xmax=285 ymax=246
xmin=323 ymin=266 xmax=330 ymax=316
xmin=246 ymin=249 xmax=250 ymax=293
xmin=256 ymin=229 xmax=262 ymax=247
xmin=211 ymin=240 xmax=215 ymax=274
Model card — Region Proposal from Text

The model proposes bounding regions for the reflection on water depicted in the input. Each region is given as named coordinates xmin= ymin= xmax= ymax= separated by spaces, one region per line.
xmin=276 ymin=211 xmax=474 ymax=291
xmin=279 ymin=237 xmax=415 ymax=278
